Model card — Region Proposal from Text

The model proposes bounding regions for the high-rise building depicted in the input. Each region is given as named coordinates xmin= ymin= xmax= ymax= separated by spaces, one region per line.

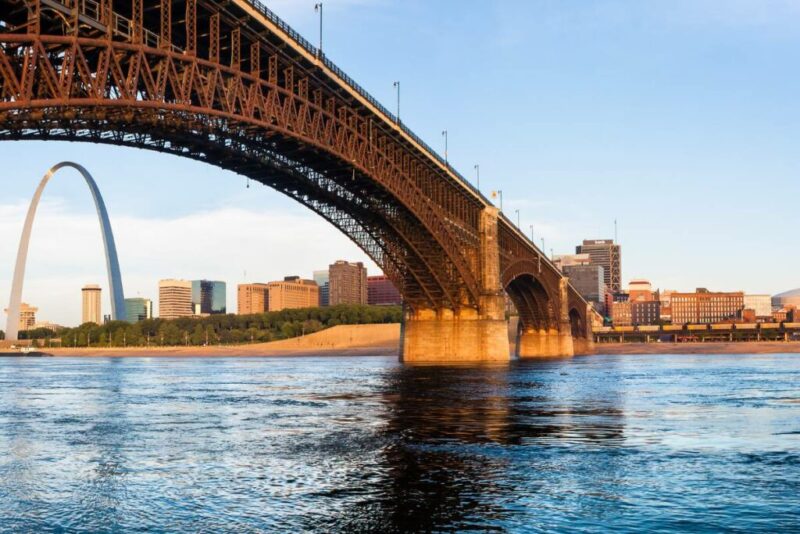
xmin=671 ymin=289 xmax=744 ymax=324
xmin=329 ymin=261 xmax=367 ymax=305
xmin=628 ymin=279 xmax=654 ymax=302
xmin=4 ymin=302 xmax=37 ymax=332
xmin=124 ymin=298 xmax=153 ymax=323
xmin=266 ymin=276 xmax=319 ymax=311
xmin=81 ymin=284 xmax=102 ymax=325
xmin=313 ymin=270 xmax=330 ymax=307
xmin=562 ymin=265 xmax=607 ymax=315
xmin=553 ymin=253 xmax=591 ymax=271
xmin=367 ymin=275 xmax=402 ymax=306
xmin=192 ymin=280 xmax=226 ymax=315
xmin=159 ymin=279 xmax=193 ymax=319
xmin=238 ymin=283 xmax=270 ymax=315
xmin=576 ymin=239 xmax=622 ymax=293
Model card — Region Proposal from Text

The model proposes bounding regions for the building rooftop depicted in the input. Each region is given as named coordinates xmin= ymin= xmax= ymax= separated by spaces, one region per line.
xmin=774 ymin=288 xmax=800 ymax=298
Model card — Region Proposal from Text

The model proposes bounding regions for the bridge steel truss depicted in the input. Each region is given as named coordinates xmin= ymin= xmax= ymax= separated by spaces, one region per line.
xmin=0 ymin=0 xmax=592 ymax=360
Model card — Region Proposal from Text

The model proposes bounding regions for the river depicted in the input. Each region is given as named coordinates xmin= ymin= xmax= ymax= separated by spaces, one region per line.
xmin=0 ymin=354 xmax=798 ymax=532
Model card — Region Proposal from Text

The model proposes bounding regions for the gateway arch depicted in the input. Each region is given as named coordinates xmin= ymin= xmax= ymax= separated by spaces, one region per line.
xmin=5 ymin=162 xmax=125 ymax=341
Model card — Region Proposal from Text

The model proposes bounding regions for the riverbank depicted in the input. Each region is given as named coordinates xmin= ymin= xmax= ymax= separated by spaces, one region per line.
xmin=593 ymin=341 xmax=800 ymax=355
xmin=44 ymin=324 xmax=401 ymax=357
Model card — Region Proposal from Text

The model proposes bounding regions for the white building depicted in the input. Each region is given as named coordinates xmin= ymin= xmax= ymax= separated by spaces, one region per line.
xmin=744 ymin=295 xmax=772 ymax=319
xmin=159 ymin=279 xmax=193 ymax=319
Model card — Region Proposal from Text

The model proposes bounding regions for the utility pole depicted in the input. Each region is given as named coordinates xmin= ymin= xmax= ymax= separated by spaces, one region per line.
xmin=314 ymin=3 xmax=323 ymax=56
xmin=393 ymin=81 xmax=400 ymax=122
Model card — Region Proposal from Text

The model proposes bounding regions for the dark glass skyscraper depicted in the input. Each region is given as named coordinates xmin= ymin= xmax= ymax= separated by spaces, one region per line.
xmin=192 ymin=280 xmax=227 ymax=315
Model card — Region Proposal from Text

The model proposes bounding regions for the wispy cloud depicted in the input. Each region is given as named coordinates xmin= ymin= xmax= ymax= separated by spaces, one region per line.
xmin=0 ymin=201 xmax=379 ymax=326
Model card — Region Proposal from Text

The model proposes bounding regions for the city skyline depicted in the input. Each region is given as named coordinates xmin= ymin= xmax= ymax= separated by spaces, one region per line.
xmin=1 ymin=0 xmax=798 ymax=325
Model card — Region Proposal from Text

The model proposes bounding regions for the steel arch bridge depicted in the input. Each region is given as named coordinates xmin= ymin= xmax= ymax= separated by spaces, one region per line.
xmin=0 ymin=0 xmax=593 ymax=360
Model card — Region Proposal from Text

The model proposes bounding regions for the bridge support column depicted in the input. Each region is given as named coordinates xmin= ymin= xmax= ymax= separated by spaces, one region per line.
xmin=401 ymin=207 xmax=510 ymax=363
xmin=516 ymin=278 xmax=577 ymax=358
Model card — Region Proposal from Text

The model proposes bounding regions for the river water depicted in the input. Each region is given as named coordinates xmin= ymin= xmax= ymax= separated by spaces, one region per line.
xmin=0 ymin=354 xmax=798 ymax=532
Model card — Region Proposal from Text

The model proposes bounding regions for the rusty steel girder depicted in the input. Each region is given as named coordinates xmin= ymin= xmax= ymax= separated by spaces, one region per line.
xmin=0 ymin=0 xmax=587 ymax=320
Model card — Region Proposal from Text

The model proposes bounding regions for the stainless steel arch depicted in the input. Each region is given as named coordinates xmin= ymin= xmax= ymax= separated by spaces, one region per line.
xmin=5 ymin=162 xmax=125 ymax=341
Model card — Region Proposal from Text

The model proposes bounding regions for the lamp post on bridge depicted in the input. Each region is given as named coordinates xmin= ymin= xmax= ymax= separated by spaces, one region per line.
xmin=441 ymin=130 xmax=448 ymax=166
xmin=529 ymin=224 xmax=534 ymax=243
xmin=474 ymin=164 xmax=480 ymax=191
xmin=492 ymin=190 xmax=503 ymax=212
xmin=515 ymin=209 xmax=520 ymax=228
xmin=393 ymin=81 xmax=400 ymax=122
xmin=314 ymin=3 xmax=323 ymax=56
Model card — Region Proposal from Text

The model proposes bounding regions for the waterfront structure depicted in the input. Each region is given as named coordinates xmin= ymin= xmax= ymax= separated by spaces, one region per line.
xmin=238 ymin=283 xmax=270 ymax=315
xmin=266 ymin=277 xmax=319 ymax=311
xmin=562 ymin=265 xmax=607 ymax=315
xmin=743 ymin=295 xmax=772 ymax=320
xmin=632 ymin=301 xmax=661 ymax=325
xmin=671 ymin=289 xmax=744 ymax=324
xmin=313 ymin=270 xmax=330 ymax=307
xmin=611 ymin=301 xmax=632 ymax=326
xmin=124 ymin=298 xmax=153 ymax=323
xmin=159 ymin=280 xmax=193 ymax=320
xmin=0 ymin=5 xmax=593 ymax=361
xmin=772 ymin=289 xmax=800 ymax=310
xmin=367 ymin=275 xmax=402 ymax=306
xmin=329 ymin=261 xmax=368 ymax=306
xmin=81 ymin=284 xmax=102 ymax=325
xmin=192 ymin=280 xmax=227 ymax=315
xmin=32 ymin=321 xmax=62 ymax=333
xmin=4 ymin=303 xmax=37 ymax=332
xmin=576 ymin=240 xmax=622 ymax=293
xmin=4 ymin=162 xmax=125 ymax=341
xmin=628 ymin=280 xmax=654 ymax=302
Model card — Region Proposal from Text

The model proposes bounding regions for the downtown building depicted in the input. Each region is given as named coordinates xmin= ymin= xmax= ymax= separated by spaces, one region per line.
xmin=329 ymin=261 xmax=367 ymax=306
xmin=562 ymin=264 xmax=607 ymax=316
xmin=367 ymin=275 xmax=402 ymax=306
xmin=266 ymin=277 xmax=319 ymax=311
xmin=159 ymin=279 xmax=193 ymax=319
xmin=82 ymin=284 xmax=102 ymax=325
xmin=238 ymin=283 xmax=270 ymax=315
xmin=313 ymin=270 xmax=330 ymax=307
xmin=192 ymin=280 xmax=226 ymax=315
xmin=670 ymin=289 xmax=744 ymax=324
xmin=575 ymin=239 xmax=622 ymax=293
xmin=4 ymin=302 xmax=37 ymax=332
xmin=124 ymin=298 xmax=153 ymax=323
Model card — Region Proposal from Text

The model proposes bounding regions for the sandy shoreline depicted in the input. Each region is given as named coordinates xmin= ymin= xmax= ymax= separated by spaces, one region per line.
xmin=9 ymin=324 xmax=800 ymax=358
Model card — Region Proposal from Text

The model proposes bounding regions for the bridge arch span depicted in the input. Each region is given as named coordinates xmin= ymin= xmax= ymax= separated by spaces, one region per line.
xmin=5 ymin=162 xmax=125 ymax=341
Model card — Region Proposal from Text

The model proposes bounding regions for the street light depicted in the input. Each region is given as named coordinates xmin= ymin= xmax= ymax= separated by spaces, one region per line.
xmin=541 ymin=237 xmax=545 ymax=252
xmin=515 ymin=209 xmax=520 ymax=228
xmin=314 ymin=3 xmax=323 ymax=55
xmin=441 ymin=130 xmax=448 ymax=165
xmin=493 ymin=189 xmax=503 ymax=212
xmin=474 ymin=164 xmax=480 ymax=190
xmin=529 ymin=224 xmax=534 ymax=242
xmin=393 ymin=81 xmax=400 ymax=122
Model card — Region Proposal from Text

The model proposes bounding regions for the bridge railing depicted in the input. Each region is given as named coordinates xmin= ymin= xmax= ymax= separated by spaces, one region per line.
xmin=243 ymin=0 xmax=487 ymax=202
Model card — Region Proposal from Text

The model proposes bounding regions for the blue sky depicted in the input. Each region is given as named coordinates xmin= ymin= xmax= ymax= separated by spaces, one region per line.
xmin=1 ymin=0 xmax=798 ymax=326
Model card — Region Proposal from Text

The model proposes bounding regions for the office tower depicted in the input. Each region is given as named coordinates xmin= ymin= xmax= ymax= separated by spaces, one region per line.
xmin=159 ymin=279 xmax=193 ymax=319
xmin=192 ymin=280 xmax=226 ymax=315
xmin=238 ymin=283 xmax=270 ymax=315
xmin=313 ymin=270 xmax=330 ymax=307
xmin=562 ymin=265 xmax=607 ymax=315
xmin=553 ymin=253 xmax=591 ymax=272
xmin=266 ymin=277 xmax=319 ymax=311
xmin=576 ymin=239 xmax=622 ymax=293
xmin=124 ymin=298 xmax=153 ymax=323
xmin=82 ymin=284 xmax=102 ymax=325
xmin=367 ymin=275 xmax=402 ymax=306
xmin=328 ymin=260 xmax=367 ymax=305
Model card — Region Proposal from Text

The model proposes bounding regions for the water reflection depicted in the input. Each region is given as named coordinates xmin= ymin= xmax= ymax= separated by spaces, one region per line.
xmin=0 ymin=355 xmax=797 ymax=532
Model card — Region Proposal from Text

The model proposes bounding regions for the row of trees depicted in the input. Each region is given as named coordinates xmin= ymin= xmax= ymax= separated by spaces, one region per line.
xmin=17 ymin=305 xmax=402 ymax=347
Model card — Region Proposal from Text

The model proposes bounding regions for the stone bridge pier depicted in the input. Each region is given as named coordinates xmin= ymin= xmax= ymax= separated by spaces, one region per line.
xmin=401 ymin=207 xmax=510 ymax=363
xmin=516 ymin=279 xmax=575 ymax=358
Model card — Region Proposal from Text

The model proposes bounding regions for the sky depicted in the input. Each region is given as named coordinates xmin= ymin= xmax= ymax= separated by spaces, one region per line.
xmin=1 ymin=0 xmax=799 ymax=326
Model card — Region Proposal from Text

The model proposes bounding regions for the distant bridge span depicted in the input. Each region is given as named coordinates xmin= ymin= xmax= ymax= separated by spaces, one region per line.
xmin=0 ymin=0 xmax=592 ymax=360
